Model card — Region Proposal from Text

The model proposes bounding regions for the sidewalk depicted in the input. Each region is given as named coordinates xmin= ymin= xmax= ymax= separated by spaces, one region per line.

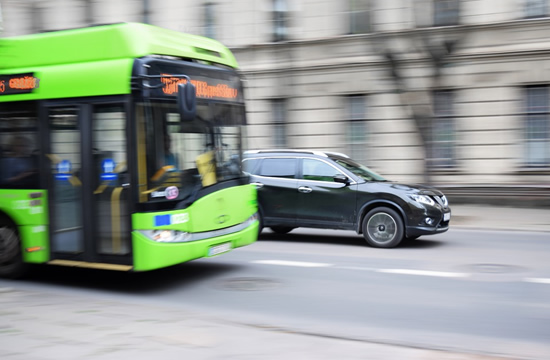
xmin=0 ymin=285 xmax=517 ymax=360
xmin=449 ymin=204 xmax=550 ymax=233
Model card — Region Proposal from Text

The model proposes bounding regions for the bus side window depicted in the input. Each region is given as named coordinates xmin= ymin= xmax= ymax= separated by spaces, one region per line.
xmin=0 ymin=135 xmax=38 ymax=189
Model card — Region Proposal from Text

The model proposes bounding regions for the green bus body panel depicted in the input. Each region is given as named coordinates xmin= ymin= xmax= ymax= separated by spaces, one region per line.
xmin=132 ymin=184 xmax=257 ymax=233
xmin=19 ymin=225 xmax=49 ymax=263
xmin=0 ymin=59 xmax=133 ymax=101
xmin=132 ymin=184 xmax=258 ymax=271
xmin=0 ymin=23 xmax=239 ymax=101
xmin=132 ymin=221 xmax=258 ymax=271
xmin=0 ymin=190 xmax=49 ymax=263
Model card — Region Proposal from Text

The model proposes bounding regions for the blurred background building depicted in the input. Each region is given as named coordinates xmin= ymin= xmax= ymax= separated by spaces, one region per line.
xmin=1 ymin=0 xmax=550 ymax=202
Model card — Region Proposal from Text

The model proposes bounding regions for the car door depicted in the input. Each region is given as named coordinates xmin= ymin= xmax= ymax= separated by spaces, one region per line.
xmin=249 ymin=157 xmax=298 ymax=227
xmin=295 ymin=158 xmax=357 ymax=229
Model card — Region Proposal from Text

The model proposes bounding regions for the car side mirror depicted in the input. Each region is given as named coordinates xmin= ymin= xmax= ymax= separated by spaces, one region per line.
xmin=333 ymin=174 xmax=349 ymax=185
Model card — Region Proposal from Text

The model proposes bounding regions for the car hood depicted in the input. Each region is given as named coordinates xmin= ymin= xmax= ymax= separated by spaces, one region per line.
xmin=357 ymin=181 xmax=446 ymax=196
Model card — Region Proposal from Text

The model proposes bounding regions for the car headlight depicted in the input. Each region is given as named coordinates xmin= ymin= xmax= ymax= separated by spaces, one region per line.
xmin=409 ymin=194 xmax=435 ymax=206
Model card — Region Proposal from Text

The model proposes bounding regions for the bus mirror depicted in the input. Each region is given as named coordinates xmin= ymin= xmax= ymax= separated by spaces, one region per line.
xmin=177 ymin=82 xmax=196 ymax=122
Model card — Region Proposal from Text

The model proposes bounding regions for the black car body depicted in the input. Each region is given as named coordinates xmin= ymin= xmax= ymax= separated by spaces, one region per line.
xmin=243 ymin=150 xmax=451 ymax=248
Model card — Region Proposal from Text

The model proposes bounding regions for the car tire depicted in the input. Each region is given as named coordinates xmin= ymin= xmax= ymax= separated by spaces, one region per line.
xmin=269 ymin=226 xmax=295 ymax=234
xmin=362 ymin=207 xmax=404 ymax=248
xmin=0 ymin=221 xmax=28 ymax=279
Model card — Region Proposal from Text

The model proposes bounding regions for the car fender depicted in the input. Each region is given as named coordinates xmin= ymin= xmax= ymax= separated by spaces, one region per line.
xmin=356 ymin=199 xmax=408 ymax=234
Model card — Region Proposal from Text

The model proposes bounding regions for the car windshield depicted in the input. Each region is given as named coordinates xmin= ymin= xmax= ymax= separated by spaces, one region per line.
xmin=332 ymin=157 xmax=386 ymax=182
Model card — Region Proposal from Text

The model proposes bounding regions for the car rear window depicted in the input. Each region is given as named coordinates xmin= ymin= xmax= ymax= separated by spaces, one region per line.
xmin=242 ymin=158 xmax=260 ymax=174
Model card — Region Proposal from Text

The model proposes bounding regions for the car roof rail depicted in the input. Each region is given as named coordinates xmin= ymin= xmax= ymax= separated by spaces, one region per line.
xmin=324 ymin=151 xmax=350 ymax=158
xmin=244 ymin=149 xmax=349 ymax=158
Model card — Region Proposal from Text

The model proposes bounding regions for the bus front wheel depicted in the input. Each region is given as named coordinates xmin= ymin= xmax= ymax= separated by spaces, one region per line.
xmin=0 ymin=221 xmax=28 ymax=279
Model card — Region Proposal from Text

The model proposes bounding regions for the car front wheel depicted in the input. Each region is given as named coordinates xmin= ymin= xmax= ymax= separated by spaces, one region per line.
xmin=362 ymin=207 xmax=404 ymax=248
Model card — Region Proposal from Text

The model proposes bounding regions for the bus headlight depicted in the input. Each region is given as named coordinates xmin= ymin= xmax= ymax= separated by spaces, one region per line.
xmin=139 ymin=229 xmax=191 ymax=243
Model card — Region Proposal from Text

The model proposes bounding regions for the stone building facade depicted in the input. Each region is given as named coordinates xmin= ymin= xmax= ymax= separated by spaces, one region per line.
xmin=2 ymin=0 xmax=550 ymax=186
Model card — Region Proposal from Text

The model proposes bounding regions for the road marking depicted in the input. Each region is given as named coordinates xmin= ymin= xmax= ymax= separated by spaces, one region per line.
xmin=251 ymin=261 xmax=550 ymax=283
xmin=252 ymin=260 xmax=333 ymax=268
xmin=524 ymin=278 xmax=550 ymax=284
xmin=375 ymin=269 xmax=470 ymax=278
xmin=338 ymin=266 xmax=378 ymax=272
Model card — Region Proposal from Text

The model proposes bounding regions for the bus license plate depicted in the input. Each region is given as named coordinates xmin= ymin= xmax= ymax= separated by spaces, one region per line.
xmin=208 ymin=242 xmax=232 ymax=257
xmin=444 ymin=212 xmax=451 ymax=221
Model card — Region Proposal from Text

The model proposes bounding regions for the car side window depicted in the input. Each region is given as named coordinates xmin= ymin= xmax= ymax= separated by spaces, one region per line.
xmin=258 ymin=158 xmax=296 ymax=178
xmin=302 ymin=159 xmax=342 ymax=182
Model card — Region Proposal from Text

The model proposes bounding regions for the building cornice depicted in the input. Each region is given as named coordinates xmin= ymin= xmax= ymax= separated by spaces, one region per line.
xmin=237 ymin=48 xmax=550 ymax=76
xmin=230 ymin=17 xmax=550 ymax=51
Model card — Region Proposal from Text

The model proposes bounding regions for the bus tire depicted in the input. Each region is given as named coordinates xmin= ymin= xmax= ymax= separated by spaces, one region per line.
xmin=0 ymin=220 xmax=28 ymax=279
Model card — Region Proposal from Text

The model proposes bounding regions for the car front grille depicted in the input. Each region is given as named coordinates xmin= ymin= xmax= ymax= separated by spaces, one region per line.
xmin=431 ymin=195 xmax=449 ymax=208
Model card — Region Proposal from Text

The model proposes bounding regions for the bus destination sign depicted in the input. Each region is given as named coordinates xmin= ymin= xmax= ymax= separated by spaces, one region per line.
xmin=0 ymin=73 xmax=40 ymax=95
xmin=161 ymin=74 xmax=238 ymax=101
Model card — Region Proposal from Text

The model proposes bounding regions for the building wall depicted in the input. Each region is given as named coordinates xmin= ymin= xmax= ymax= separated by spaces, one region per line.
xmin=2 ymin=0 xmax=550 ymax=185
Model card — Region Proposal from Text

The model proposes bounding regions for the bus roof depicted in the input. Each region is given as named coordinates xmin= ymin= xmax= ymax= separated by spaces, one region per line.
xmin=0 ymin=23 xmax=239 ymax=101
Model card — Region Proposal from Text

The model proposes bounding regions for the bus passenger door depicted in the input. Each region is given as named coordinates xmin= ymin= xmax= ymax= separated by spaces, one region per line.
xmin=47 ymin=106 xmax=85 ymax=255
xmin=90 ymin=104 xmax=130 ymax=256
xmin=45 ymin=102 xmax=130 ymax=263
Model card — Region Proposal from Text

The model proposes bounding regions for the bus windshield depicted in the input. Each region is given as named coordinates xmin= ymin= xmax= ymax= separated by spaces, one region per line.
xmin=139 ymin=100 xmax=245 ymax=204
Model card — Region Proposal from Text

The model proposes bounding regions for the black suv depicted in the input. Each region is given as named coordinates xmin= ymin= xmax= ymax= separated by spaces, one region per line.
xmin=243 ymin=150 xmax=451 ymax=248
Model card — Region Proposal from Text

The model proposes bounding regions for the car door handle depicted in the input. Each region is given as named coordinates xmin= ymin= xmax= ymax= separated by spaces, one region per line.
xmin=298 ymin=186 xmax=312 ymax=193
xmin=251 ymin=182 xmax=264 ymax=188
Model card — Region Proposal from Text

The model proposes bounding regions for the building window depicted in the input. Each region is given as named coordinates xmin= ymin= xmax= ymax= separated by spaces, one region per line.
xmin=30 ymin=2 xmax=44 ymax=33
xmin=272 ymin=99 xmax=287 ymax=148
xmin=273 ymin=0 xmax=288 ymax=42
xmin=204 ymin=2 xmax=216 ymax=39
xmin=346 ymin=95 xmax=368 ymax=164
xmin=432 ymin=90 xmax=455 ymax=168
xmin=525 ymin=86 xmax=550 ymax=167
xmin=525 ymin=0 xmax=548 ymax=18
xmin=349 ymin=0 xmax=370 ymax=34
xmin=433 ymin=0 xmax=460 ymax=26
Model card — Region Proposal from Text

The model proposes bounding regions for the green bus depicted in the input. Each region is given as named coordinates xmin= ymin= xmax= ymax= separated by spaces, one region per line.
xmin=0 ymin=23 xmax=258 ymax=278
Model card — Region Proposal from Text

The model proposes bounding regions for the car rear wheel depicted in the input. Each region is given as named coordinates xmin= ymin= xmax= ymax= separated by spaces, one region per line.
xmin=362 ymin=207 xmax=404 ymax=248
xmin=269 ymin=226 xmax=295 ymax=234
xmin=255 ymin=210 xmax=264 ymax=237
xmin=0 ymin=221 xmax=28 ymax=279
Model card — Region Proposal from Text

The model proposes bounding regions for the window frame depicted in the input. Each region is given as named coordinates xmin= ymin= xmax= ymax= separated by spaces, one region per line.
xmin=203 ymin=2 xmax=217 ymax=39
xmin=431 ymin=90 xmax=456 ymax=169
xmin=433 ymin=0 xmax=460 ymax=27
xmin=525 ymin=0 xmax=548 ymax=19
xmin=272 ymin=0 xmax=288 ymax=42
xmin=524 ymin=85 xmax=550 ymax=167
xmin=348 ymin=0 xmax=371 ymax=35
xmin=345 ymin=94 xmax=368 ymax=165
xmin=272 ymin=98 xmax=287 ymax=148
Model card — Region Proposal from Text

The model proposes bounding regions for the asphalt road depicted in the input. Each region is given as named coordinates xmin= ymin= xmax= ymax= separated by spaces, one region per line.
xmin=2 ymin=227 xmax=550 ymax=359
